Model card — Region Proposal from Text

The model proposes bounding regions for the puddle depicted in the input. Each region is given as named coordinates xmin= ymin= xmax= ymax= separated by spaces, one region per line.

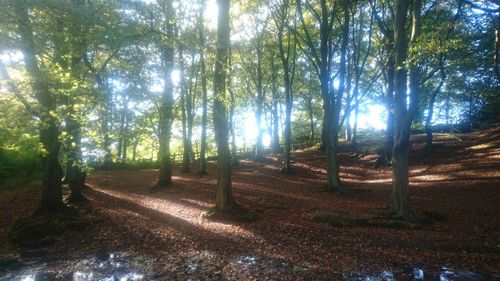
xmin=343 ymin=267 xmax=497 ymax=281
xmin=235 ymin=255 xmax=258 ymax=268
xmin=437 ymin=267 xmax=495 ymax=281
xmin=0 ymin=253 xmax=144 ymax=281
xmin=1 ymin=253 xmax=497 ymax=280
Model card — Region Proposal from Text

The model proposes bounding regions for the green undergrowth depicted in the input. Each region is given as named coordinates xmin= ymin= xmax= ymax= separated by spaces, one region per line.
xmin=0 ymin=148 xmax=42 ymax=189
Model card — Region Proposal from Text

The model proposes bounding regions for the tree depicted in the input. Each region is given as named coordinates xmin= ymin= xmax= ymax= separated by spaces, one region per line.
xmin=156 ymin=0 xmax=176 ymax=188
xmin=295 ymin=0 xmax=345 ymax=190
xmin=390 ymin=0 xmax=413 ymax=218
xmin=198 ymin=0 xmax=209 ymax=175
xmin=12 ymin=1 xmax=65 ymax=212
xmin=213 ymin=0 xmax=236 ymax=212
xmin=273 ymin=0 xmax=297 ymax=173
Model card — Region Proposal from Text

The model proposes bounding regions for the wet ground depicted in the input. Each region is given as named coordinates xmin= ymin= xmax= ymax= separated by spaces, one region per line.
xmin=1 ymin=252 xmax=498 ymax=280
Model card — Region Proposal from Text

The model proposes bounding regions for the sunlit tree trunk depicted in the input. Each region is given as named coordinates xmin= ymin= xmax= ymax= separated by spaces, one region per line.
xmin=213 ymin=0 xmax=236 ymax=212
xmin=15 ymin=2 xmax=65 ymax=212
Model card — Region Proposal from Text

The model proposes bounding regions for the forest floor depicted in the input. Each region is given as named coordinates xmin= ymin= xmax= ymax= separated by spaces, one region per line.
xmin=1 ymin=128 xmax=499 ymax=280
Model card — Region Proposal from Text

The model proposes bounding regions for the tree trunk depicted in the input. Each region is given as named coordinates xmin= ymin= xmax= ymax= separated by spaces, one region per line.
xmin=213 ymin=0 xmax=236 ymax=213
xmin=495 ymin=15 xmax=500 ymax=84
xmin=15 ymin=2 xmax=65 ymax=212
xmin=228 ymin=49 xmax=239 ymax=166
xmin=254 ymin=52 xmax=265 ymax=162
xmin=65 ymin=105 xmax=87 ymax=203
xmin=61 ymin=104 xmax=84 ymax=200
xmin=282 ymin=74 xmax=292 ymax=173
xmin=180 ymin=47 xmax=190 ymax=173
xmin=271 ymin=60 xmax=280 ymax=154
xmin=381 ymin=63 xmax=395 ymax=165
xmin=352 ymin=99 xmax=359 ymax=144
xmin=306 ymin=96 xmax=315 ymax=142
xmin=157 ymin=0 xmax=175 ymax=187
xmin=327 ymin=0 xmax=350 ymax=190
xmin=187 ymin=52 xmax=196 ymax=163
xmin=390 ymin=0 xmax=412 ymax=219
xmin=198 ymin=3 xmax=208 ymax=175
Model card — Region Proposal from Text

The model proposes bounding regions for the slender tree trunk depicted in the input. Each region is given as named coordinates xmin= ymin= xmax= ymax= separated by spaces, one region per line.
xmin=495 ymin=15 xmax=500 ymax=84
xmin=328 ymin=1 xmax=350 ymax=190
xmin=157 ymin=0 xmax=175 ymax=187
xmin=15 ymin=2 xmax=65 ymax=212
xmin=65 ymin=113 xmax=86 ymax=203
xmin=228 ymin=49 xmax=239 ymax=166
xmin=254 ymin=53 xmax=265 ymax=162
xmin=321 ymin=0 xmax=340 ymax=190
xmin=271 ymin=61 xmax=280 ymax=154
xmin=187 ymin=53 xmax=196 ymax=163
xmin=381 ymin=63 xmax=395 ymax=165
xmin=213 ymin=0 xmax=236 ymax=212
xmin=282 ymin=74 xmax=293 ymax=173
xmin=425 ymin=65 xmax=445 ymax=149
xmin=254 ymin=96 xmax=265 ymax=162
xmin=345 ymin=60 xmax=352 ymax=142
xmin=276 ymin=0 xmax=295 ymax=173
xmin=272 ymin=99 xmax=280 ymax=153
xmin=352 ymin=98 xmax=359 ymax=144
xmin=306 ymin=96 xmax=315 ymax=142
xmin=132 ymin=138 xmax=139 ymax=161
xmin=180 ymin=47 xmax=190 ymax=173
xmin=390 ymin=0 xmax=413 ymax=219
xmin=198 ymin=3 xmax=208 ymax=175
xmin=102 ymin=87 xmax=113 ymax=166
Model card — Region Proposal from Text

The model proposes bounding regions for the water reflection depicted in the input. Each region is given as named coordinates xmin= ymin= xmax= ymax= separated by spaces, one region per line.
xmin=344 ymin=267 xmax=497 ymax=281
xmin=2 ymin=253 xmax=497 ymax=281
xmin=413 ymin=268 xmax=424 ymax=280
xmin=235 ymin=255 xmax=258 ymax=268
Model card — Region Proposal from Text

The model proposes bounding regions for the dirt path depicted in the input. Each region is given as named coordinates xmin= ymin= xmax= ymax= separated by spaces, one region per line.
xmin=1 ymin=129 xmax=499 ymax=280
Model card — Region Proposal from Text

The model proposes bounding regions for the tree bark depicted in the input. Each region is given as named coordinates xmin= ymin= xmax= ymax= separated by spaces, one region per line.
xmin=254 ymin=46 xmax=265 ymax=163
xmin=276 ymin=0 xmax=295 ymax=173
xmin=198 ymin=3 xmax=208 ymax=175
xmin=180 ymin=47 xmax=190 ymax=173
xmin=270 ymin=57 xmax=280 ymax=154
xmin=157 ymin=0 xmax=176 ymax=187
xmin=228 ymin=48 xmax=239 ymax=166
xmin=15 ymin=2 xmax=65 ymax=212
xmin=390 ymin=0 xmax=413 ymax=219
xmin=213 ymin=0 xmax=236 ymax=213
xmin=306 ymin=96 xmax=315 ymax=142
